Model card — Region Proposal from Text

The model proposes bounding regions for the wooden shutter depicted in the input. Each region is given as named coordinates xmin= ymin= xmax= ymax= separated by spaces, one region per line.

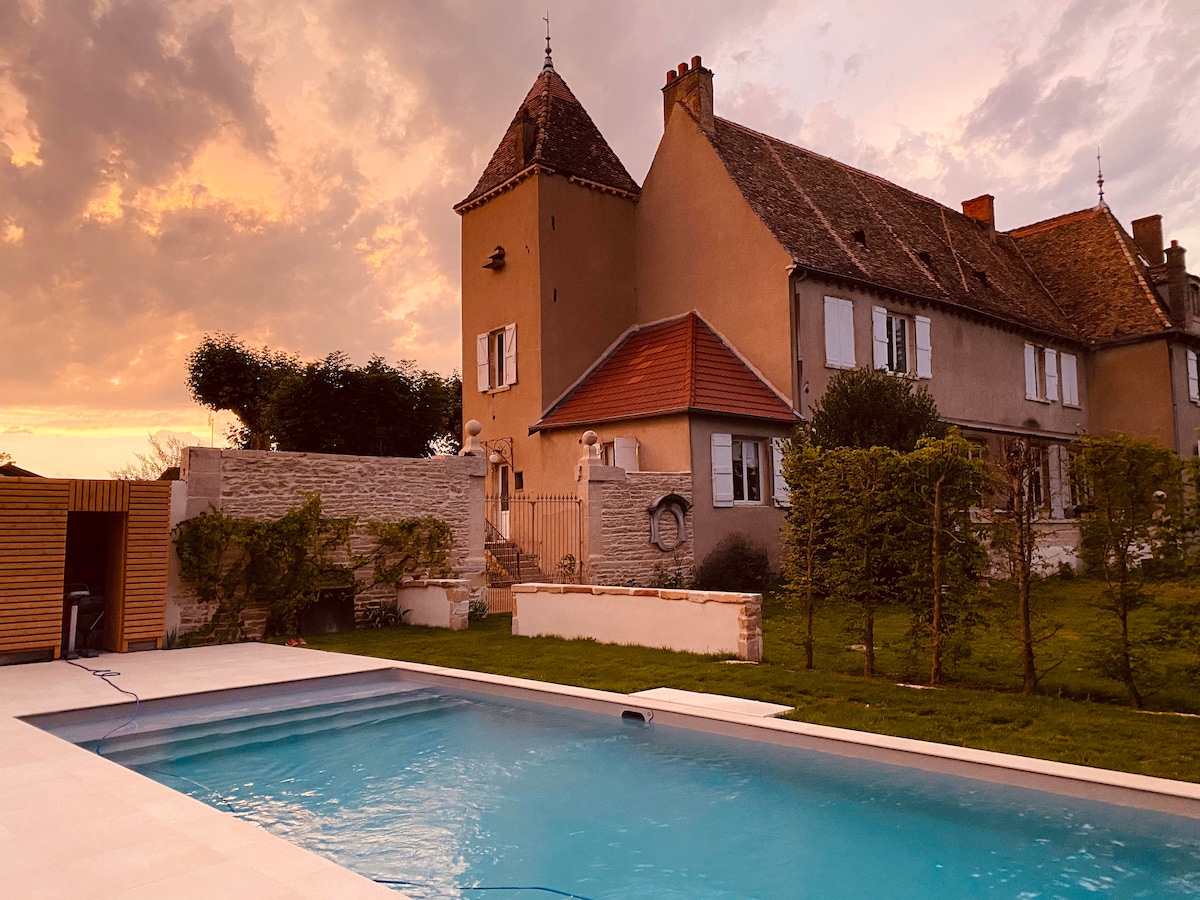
xmin=1188 ymin=350 xmax=1199 ymax=403
xmin=839 ymin=300 xmax=856 ymax=367
xmin=476 ymin=333 xmax=490 ymax=392
xmin=771 ymin=437 xmax=790 ymax=508
xmin=1024 ymin=343 xmax=1038 ymax=399
xmin=1044 ymin=348 xmax=1059 ymax=401
xmin=1061 ymin=353 xmax=1079 ymax=406
xmin=915 ymin=316 xmax=932 ymax=379
xmin=614 ymin=437 xmax=639 ymax=472
xmin=1047 ymin=444 xmax=1064 ymax=519
xmin=872 ymin=307 xmax=888 ymax=370
xmin=711 ymin=433 xmax=734 ymax=508
xmin=824 ymin=297 xmax=841 ymax=366
xmin=503 ymin=323 xmax=517 ymax=386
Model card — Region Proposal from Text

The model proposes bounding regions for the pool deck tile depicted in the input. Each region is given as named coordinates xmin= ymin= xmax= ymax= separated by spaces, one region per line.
xmin=0 ymin=645 xmax=404 ymax=900
xmin=630 ymin=686 xmax=793 ymax=717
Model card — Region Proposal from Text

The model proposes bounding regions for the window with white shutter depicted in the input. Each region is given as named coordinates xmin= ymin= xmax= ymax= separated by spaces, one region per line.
xmin=771 ymin=437 xmax=790 ymax=508
xmin=711 ymin=433 xmax=734 ymax=508
xmin=872 ymin=306 xmax=888 ymax=370
xmin=1188 ymin=349 xmax=1199 ymax=404
xmin=1061 ymin=353 xmax=1079 ymax=406
xmin=914 ymin=315 xmax=932 ymax=379
xmin=1044 ymin=348 xmax=1059 ymax=402
xmin=613 ymin=437 xmax=639 ymax=472
xmin=824 ymin=297 xmax=855 ymax=368
xmin=477 ymin=324 xmax=518 ymax=391
xmin=1024 ymin=343 xmax=1039 ymax=399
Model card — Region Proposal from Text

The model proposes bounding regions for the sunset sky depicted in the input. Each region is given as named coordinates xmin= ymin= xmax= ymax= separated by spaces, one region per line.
xmin=2 ymin=0 xmax=1197 ymax=478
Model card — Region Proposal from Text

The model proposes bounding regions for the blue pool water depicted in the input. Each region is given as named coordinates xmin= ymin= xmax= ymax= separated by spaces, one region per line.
xmin=54 ymin=682 xmax=1200 ymax=899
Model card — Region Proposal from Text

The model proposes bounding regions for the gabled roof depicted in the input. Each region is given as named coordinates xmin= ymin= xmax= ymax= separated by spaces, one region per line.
xmin=1010 ymin=206 xmax=1172 ymax=342
xmin=535 ymin=312 xmax=799 ymax=430
xmin=704 ymin=117 xmax=1084 ymax=341
xmin=456 ymin=64 xmax=640 ymax=211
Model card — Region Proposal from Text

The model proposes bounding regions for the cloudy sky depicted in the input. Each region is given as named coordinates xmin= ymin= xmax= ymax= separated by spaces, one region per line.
xmin=2 ymin=0 xmax=1197 ymax=477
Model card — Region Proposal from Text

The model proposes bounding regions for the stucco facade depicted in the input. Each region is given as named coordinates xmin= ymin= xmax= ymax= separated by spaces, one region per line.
xmin=458 ymin=51 xmax=1200 ymax=578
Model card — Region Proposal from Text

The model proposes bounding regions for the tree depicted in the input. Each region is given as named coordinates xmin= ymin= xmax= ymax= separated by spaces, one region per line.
xmin=185 ymin=334 xmax=461 ymax=457
xmin=781 ymin=434 xmax=832 ymax=669
xmin=111 ymin=432 xmax=188 ymax=480
xmin=989 ymin=437 xmax=1060 ymax=694
xmin=894 ymin=431 xmax=988 ymax=685
xmin=809 ymin=367 xmax=944 ymax=451
xmin=821 ymin=446 xmax=900 ymax=677
xmin=1071 ymin=434 xmax=1184 ymax=709
xmin=186 ymin=334 xmax=299 ymax=450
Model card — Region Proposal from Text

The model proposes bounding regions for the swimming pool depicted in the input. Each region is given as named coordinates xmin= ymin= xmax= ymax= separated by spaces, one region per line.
xmin=30 ymin=671 xmax=1200 ymax=899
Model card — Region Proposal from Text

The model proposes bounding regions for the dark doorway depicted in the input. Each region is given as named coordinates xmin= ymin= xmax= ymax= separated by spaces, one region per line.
xmin=61 ymin=512 xmax=124 ymax=654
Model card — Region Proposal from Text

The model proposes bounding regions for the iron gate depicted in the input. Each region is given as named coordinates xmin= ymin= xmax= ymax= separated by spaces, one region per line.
xmin=484 ymin=493 xmax=583 ymax=614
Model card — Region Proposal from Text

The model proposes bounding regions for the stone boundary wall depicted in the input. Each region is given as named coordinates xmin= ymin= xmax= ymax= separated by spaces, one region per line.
xmin=511 ymin=583 xmax=762 ymax=661
xmin=585 ymin=470 xmax=693 ymax=587
xmin=170 ymin=448 xmax=486 ymax=637
xmin=985 ymin=520 xmax=1082 ymax=578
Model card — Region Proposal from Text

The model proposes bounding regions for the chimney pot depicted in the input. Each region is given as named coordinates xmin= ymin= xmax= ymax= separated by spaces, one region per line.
xmin=1165 ymin=239 xmax=1189 ymax=324
xmin=691 ymin=55 xmax=702 ymax=68
xmin=1172 ymin=239 xmax=1179 ymax=248
xmin=678 ymin=62 xmax=689 ymax=75
xmin=666 ymin=70 xmax=676 ymax=83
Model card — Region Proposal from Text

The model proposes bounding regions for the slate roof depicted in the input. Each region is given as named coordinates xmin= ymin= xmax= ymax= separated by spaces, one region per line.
xmin=1010 ymin=206 xmax=1172 ymax=342
xmin=535 ymin=312 xmax=799 ymax=429
xmin=456 ymin=64 xmax=640 ymax=210
xmin=704 ymin=117 xmax=1085 ymax=341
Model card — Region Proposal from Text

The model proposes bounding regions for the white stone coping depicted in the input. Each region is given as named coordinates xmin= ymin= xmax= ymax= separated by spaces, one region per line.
xmin=4 ymin=644 xmax=1200 ymax=900
xmin=630 ymin=687 xmax=792 ymax=717
xmin=512 ymin=582 xmax=759 ymax=603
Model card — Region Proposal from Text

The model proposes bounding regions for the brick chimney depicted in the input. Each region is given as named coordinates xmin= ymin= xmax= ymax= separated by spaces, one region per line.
xmin=662 ymin=55 xmax=714 ymax=134
xmin=961 ymin=195 xmax=996 ymax=233
xmin=1165 ymin=239 xmax=1189 ymax=324
xmin=1132 ymin=214 xmax=1165 ymax=266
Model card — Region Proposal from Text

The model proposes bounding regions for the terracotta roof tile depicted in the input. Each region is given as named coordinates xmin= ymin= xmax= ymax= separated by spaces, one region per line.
xmin=457 ymin=66 xmax=639 ymax=209
xmin=1010 ymin=206 xmax=1172 ymax=342
xmin=704 ymin=117 xmax=1084 ymax=340
xmin=536 ymin=313 xmax=798 ymax=429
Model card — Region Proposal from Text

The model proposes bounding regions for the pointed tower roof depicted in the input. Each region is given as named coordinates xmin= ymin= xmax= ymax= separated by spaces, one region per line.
xmin=455 ymin=64 xmax=640 ymax=212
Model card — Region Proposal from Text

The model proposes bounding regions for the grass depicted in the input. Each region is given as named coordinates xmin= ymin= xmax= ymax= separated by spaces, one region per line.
xmin=301 ymin=576 xmax=1200 ymax=784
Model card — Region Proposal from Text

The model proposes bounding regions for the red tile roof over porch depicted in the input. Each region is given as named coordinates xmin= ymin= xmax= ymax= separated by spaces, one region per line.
xmin=535 ymin=312 xmax=799 ymax=429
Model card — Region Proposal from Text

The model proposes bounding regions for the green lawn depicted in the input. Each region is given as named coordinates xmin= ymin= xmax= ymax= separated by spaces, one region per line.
xmin=301 ymin=576 xmax=1200 ymax=784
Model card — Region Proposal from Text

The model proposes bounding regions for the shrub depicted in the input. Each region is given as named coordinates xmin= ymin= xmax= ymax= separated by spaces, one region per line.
xmin=693 ymin=534 xmax=771 ymax=593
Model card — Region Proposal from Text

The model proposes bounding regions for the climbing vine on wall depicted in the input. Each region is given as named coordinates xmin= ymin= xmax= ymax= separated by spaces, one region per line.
xmin=173 ymin=494 xmax=455 ymax=642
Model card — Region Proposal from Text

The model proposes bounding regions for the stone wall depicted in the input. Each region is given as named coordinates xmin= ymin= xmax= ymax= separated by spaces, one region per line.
xmin=512 ymin=583 xmax=762 ymax=661
xmin=582 ymin=469 xmax=693 ymax=587
xmin=170 ymin=448 xmax=486 ymax=638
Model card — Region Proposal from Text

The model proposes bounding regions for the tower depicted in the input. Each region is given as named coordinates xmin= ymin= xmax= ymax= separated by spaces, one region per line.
xmin=455 ymin=48 xmax=640 ymax=494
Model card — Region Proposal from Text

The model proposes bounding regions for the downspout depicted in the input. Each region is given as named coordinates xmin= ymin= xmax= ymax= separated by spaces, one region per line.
xmin=787 ymin=261 xmax=809 ymax=419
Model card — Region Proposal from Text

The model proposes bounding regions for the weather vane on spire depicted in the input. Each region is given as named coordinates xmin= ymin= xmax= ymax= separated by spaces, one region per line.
xmin=543 ymin=12 xmax=554 ymax=70
xmin=1096 ymin=145 xmax=1107 ymax=208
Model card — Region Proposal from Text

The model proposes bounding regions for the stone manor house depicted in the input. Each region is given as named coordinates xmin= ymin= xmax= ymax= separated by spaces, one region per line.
xmin=458 ymin=51 xmax=1200 ymax=569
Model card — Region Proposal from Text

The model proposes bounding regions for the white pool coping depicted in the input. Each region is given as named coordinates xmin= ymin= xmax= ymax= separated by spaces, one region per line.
xmin=3 ymin=643 xmax=1200 ymax=900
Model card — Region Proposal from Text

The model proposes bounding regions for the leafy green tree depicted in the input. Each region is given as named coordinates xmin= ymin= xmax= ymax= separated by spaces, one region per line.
xmin=186 ymin=334 xmax=299 ymax=450
xmin=894 ymin=430 xmax=988 ymax=685
xmin=1071 ymin=434 xmax=1184 ymax=709
xmin=809 ymin=367 xmax=944 ymax=451
xmin=781 ymin=434 xmax=832 ymax=669
xmin=186 ymin=334 xmax=461 ymax=457
xmin=821 ymin=446 xmax=901 ymax=677
xmin=989 ymin=437 xmax=1059 ymax=694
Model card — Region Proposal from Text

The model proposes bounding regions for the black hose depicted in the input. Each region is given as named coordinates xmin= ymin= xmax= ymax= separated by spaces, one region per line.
xmin=62 ymin=657 xmax=141 ymax=753
xmin=373 ymin=879 xmax=596 ymax=899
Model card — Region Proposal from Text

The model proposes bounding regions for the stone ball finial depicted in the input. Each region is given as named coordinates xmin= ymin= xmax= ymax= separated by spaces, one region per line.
xmin=465 ymin=419 xmax=482 ymax=437
xmin=582 ymin=430 xmax=598 ymax=446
